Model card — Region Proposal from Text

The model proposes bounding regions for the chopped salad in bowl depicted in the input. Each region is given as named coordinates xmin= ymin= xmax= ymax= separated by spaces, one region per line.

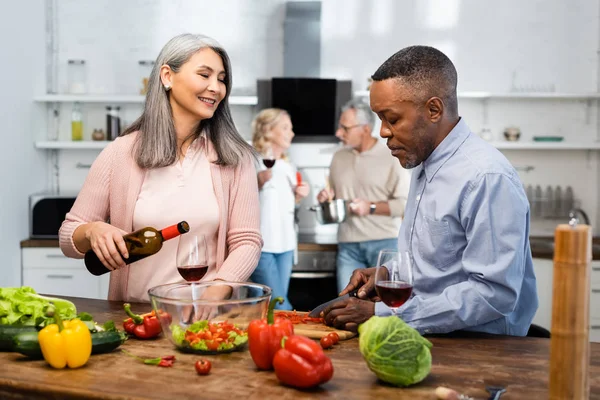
xmin=171 ymin=320 xmax=248 ymax=353
xmin=148 ymin=281 xmax=270 ymax=354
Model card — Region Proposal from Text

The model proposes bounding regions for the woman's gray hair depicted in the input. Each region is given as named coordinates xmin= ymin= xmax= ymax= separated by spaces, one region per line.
xmin=341 ymin=98 xmax=375 ymax=131
xmin=122 ymin=33 xmax=255 ymax=168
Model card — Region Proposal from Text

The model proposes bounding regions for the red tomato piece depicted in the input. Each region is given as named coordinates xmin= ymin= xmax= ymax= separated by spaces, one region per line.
xmin=320 ymin=336 xmax=333 ymax=349
xmin=327 ymin=332 xmax=339 ymax=345
xmin=195 ymin=359 xmax=212 ymax=375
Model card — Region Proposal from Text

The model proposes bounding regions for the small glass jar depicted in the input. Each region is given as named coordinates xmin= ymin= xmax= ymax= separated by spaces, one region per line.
xmin=68 ymin=59 xmax=87 ymax=94
xmin=138 ymin=60 xmax=154 ymax=95
xmin=71 ymin=102 xmax=83 ymax=141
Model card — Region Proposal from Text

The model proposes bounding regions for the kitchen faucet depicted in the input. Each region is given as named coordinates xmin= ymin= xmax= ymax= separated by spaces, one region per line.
xmin=568 ymin=208 xmax=590 ymax=226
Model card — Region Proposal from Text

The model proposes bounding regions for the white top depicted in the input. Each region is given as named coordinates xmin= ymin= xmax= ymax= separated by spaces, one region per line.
xmin=258 ymin=158 xmax=297 ymax=253
xmin=128 ymin=138 xmax=220 ymax=302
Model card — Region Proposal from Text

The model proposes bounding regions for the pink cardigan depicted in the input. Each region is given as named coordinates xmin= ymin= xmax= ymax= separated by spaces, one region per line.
xmin=59 ymin=132 xmax=263 ymax=301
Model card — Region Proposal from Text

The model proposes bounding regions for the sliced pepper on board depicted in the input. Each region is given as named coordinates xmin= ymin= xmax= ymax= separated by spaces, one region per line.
xmin=38 ymin=308 xmax=92 ymax=369
xmin=248 ymin=297 xmax=294 ymax=370
xmin=122 ymin=303 xmax=162 ymax=339
xmin=273 ymin=335 xmax=334 ymax=388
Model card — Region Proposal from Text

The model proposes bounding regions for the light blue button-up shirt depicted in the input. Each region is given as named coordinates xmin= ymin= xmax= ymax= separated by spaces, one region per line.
xmin=375 ymin=118 xmax=538 ymax=336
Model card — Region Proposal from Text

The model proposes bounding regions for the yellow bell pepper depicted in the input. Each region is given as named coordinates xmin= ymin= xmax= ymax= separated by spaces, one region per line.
xmin=38 ymin=315 xmax=92 ymax=369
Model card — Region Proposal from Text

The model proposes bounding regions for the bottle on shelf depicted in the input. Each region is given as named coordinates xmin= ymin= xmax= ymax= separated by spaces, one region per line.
xmin=106 ymin=106 xmax=121 ymax=140
xmin=71 ymin=102 xmax=83 ymax=141
xmin=84 ymin=221 xmax=190 ymax=276
xmin=67 ymin=59 xmax=87 ymax=94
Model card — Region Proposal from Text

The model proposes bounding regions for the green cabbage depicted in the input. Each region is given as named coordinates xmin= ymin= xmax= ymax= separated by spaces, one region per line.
xmin=359 ymin=316 xmax=432 ymax=386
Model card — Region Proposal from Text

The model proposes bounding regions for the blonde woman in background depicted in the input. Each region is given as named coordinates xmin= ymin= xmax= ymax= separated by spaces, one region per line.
xmin=252 ymin=109 xmax=310 ymax=310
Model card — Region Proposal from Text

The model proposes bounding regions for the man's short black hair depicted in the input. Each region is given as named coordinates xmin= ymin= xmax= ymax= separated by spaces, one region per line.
xmin=371 ymin=45 xmax=458 ymax=116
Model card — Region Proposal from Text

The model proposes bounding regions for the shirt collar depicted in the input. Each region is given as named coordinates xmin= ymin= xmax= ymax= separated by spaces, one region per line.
xmin=187 ymin=135 xmax=207 ymax=154
xmin=351 ymin=138 xmax=380 ymax=156
xmin=422 ymin=118 xmax=471 ymax=182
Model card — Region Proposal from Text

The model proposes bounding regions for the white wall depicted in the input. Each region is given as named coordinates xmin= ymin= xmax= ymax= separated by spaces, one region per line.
xmin=0 ymin=0 xmax=47 ymax=286
xmin=34 ymin=0 xmax=600 ymax=235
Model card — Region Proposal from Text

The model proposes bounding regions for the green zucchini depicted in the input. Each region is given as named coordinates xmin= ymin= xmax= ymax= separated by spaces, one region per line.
xmin=0 ymin=325 xmax=38 ymax=351
xmin=90 ymin=331 xmax=127 ymax=354
xmin=12 ymin=330 xmax=126 ymax=360
xmin=12 ymin=331 xmax=42 ymax=359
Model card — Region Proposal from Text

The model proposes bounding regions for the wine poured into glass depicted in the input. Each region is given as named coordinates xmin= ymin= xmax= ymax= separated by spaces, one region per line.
xmin=176 ymin=234 xmax=208 ymax=282
xmin=374 ymin=250 xmax=414 ymax=315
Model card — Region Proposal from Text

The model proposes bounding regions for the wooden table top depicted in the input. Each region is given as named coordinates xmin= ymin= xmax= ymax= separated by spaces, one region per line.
xmin=0 ymin=297 xmax=598 ymax=399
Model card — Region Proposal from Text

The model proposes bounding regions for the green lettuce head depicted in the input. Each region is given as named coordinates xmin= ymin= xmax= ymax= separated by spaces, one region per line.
xmin=358 ymin=316 xmax=432 ymax=387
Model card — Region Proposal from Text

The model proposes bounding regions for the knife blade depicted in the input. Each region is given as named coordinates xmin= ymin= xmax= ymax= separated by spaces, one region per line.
xmin=308 ymin=289 xmax=359 ymax=318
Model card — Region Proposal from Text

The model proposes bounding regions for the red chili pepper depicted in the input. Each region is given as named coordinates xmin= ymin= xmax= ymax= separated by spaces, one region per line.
xmin=123 ymin=303 xmax=163 ymax=339
xmin=122 ymin=349 xmax=175 ymax=367
xmin=248 ymin=297 xmax=294 ymax=370
xmin=296 ymin=171 xmax=303 ymax=186
xmin=273 ymin=335 xmax=334 ymax=388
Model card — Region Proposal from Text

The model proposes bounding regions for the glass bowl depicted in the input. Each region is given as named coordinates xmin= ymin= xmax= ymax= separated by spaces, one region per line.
xmin=148 ymin=281 xmax=271 ymax=354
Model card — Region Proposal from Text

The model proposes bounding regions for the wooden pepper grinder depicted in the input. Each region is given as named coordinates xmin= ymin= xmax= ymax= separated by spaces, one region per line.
xmin=549 ymin=218 xmax=591 ymax=400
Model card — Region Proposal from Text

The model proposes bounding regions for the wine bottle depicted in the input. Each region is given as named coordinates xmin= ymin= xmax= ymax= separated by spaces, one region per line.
xmin=85 ymin=221 xmax=190 ymax=276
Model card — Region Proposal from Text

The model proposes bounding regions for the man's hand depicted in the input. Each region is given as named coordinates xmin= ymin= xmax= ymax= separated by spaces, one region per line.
xmin=339 ymin=267 xmax=387 ymax=301
xmin=348 ymin=198 xmax=371 ymax=216
xmin=317 ymin=188 xmax=335 ymax=203
xmin=321 ymin=297 xmax=375 ymax=332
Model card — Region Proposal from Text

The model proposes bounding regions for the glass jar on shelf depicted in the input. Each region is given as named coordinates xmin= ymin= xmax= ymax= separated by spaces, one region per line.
xmin=138 ymin=60 xmax=154 ymax=95
xmin=71 ymin=102 xmax=83 ymax=141
xmin=68 ymin=59 xmax=87 ymax=94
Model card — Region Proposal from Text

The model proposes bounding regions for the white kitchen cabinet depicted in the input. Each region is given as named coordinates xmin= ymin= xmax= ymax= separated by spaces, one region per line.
xmin=21 ymin=248 xmax=109 ymax=300
xmin=532 ymin=257 xmax=600 ymax=343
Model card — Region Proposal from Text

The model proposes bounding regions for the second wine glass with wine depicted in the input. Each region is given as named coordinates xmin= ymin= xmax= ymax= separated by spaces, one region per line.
xmin=375 ymin=250 xmax=414 ymax=315
xmin=176 ymin=234 xmax=209 ymax=282
xmin=262 ymin=146 xmax=276 ymax=169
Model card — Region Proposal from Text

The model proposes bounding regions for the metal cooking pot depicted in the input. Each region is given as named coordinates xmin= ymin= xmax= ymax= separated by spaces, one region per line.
xmin=309 ymin=199 xmax=348 ymax=224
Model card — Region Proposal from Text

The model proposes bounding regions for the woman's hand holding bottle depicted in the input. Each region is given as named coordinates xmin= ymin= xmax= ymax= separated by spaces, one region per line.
xmin=84 ymin=222 xmax=129 ymax=270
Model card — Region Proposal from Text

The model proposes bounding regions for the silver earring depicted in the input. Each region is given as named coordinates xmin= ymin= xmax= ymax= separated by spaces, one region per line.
xmin=164 ymin=84 xmax=171 ymax=91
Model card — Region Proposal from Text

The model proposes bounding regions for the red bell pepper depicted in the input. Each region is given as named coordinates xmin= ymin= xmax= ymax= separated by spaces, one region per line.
xmin=273 ymin=335 xmax=334 ymax=388
xmin=123 ymin=303 xmax=162 ymax=339
xmin=248 ymin=297 xmax=294 ymax=370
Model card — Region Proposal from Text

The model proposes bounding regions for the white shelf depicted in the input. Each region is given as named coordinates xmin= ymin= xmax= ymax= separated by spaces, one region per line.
xmin=34 ymin=94 xmax=258 ymax=105
xmin=35 ymin=140 xmax=600 ymax=151
xmin=491 ymin=141 xmax=600 ymax=150
xmin=354 ymin=90 xmax=600 ymax=100
xmin=35 ymin=141 xmax=109 ymax=150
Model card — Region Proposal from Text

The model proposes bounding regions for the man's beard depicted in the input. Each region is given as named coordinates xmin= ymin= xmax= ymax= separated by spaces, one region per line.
xmin=403 ymin=117 xmax=434 ymax=169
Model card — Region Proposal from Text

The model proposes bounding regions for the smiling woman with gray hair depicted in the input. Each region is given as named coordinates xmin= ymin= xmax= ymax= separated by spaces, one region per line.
xmin=59 ymin=33 xmax=263 ymax=302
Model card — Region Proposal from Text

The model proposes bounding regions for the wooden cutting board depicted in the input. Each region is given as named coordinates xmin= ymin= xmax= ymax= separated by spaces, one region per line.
xmin=274 ymin=311 xmax=356 ymax=340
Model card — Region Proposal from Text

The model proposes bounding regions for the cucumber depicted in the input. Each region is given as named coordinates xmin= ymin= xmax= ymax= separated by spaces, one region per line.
xmin=90 ymin=331 xmax=127 ymax=355
xmin=12 ymin=331 xmax=42 ymax=359
xmin=0 ymin=325 xmax=38 ymax=351
xmin=12 ymin=330 xmax=126 ymax=360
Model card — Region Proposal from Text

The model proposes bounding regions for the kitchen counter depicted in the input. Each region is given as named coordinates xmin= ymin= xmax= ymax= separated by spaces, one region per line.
xmin=20 ymin=235 xmax=600 ymax=260
xmin=0 ymin=297 xmax=598 ymax=399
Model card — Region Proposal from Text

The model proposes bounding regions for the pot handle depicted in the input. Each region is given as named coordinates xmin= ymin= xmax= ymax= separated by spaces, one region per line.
xmin=308 ymin=206 xmax=321 ymax=212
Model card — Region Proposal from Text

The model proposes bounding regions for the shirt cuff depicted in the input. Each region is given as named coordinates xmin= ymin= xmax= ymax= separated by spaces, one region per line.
xmin=375 ymin=301 xmax=393 ymax=316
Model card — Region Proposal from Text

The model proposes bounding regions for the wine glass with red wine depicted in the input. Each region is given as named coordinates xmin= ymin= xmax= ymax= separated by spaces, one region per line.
xmin=374 ymin=250 xmax=414 ymax=315
xmin=262 ymin=146 xmax=276 ymax=169
xmin=176 ymin=234 xmax=208 ymax=282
